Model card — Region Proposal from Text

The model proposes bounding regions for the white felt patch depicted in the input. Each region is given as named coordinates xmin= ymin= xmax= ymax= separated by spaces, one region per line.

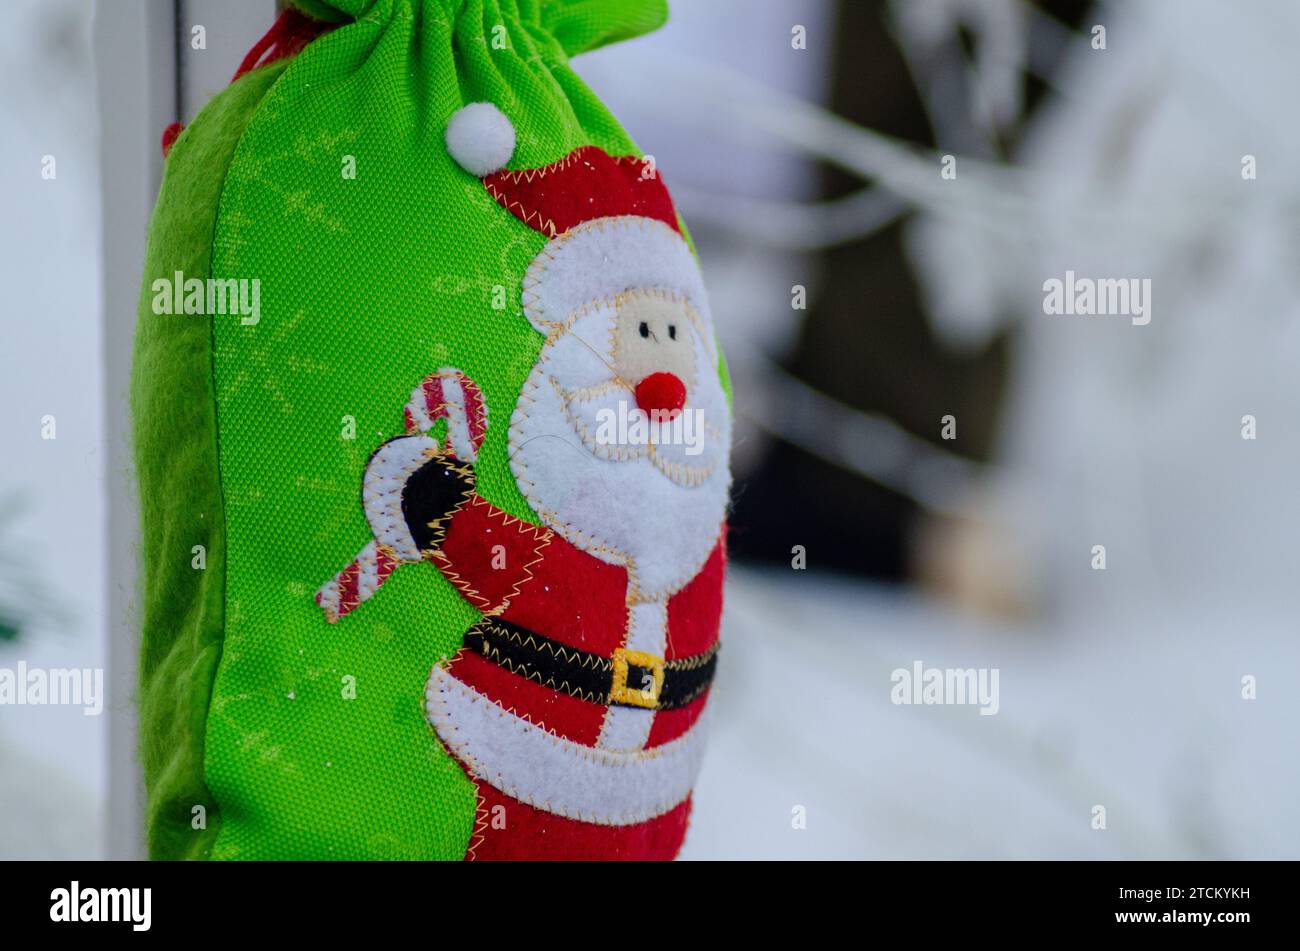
xmin=544 ymin=301 xmax=622 ymax=389
xmin=559 ymin=378 xmax=650 ymax=465
xmin=362 ymin=435 xmax=440 ymax=562
xmin=426 ymin=665 xmax=708 ymax=825
xmin=625 ymin=599 xmax=669 ymax=655
xmin=444 ymin=102 xmax=516 ymax=177
xmin=355 ymin=539 xmax=382 ymax=600
xmin=510 ymin=316 xmax=731 ymax=599
xmin=522 ymin=217 xmax=714 ymax=360
xmin=437 ymin=374 xmax=473 ymax=463
xmin=596 ymin=599 xmax=669 ymax=752
xmin=596 ymin=706 xmax=655 ymax=752
xmin=510 ymin=217 xmax=729 ymax=598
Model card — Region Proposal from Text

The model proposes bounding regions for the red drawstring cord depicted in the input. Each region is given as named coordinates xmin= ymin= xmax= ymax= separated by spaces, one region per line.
xmin=165 ymin=7 xmax=332 ymax=157
xmin=232 ymin=7 xmax=328 ymax=83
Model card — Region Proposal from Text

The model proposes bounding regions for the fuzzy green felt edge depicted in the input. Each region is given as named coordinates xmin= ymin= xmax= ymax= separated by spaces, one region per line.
xmin=133 ymin=62 xmax=292 ymax=861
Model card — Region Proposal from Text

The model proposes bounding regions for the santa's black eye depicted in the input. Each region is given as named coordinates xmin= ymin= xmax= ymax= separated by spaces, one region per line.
xmin=639 ymin=322 xmax=650 ymax=339
xmin=668 ymin=324 xmax=677 ymax=340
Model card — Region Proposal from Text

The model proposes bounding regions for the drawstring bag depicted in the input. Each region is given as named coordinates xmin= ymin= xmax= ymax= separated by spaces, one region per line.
xmin=134 ymin=0 xmax=732 ymax=860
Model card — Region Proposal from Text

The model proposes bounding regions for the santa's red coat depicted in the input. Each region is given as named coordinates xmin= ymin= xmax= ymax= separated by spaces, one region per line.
xmin=430 ymin=493 xmax=725 ymax=860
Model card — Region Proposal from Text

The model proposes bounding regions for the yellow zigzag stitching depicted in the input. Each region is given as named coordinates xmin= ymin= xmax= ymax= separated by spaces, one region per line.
xmin=484 ymin=181 xmax=559 ymax=238
xmin=474 ymin=640 xmax=608 ymax=706
xmin=469 ymin=619 xmax=720 ymax=708
xmin=491 ymin=147 xmax=647 ymax=187
xmin=478 ymin=618 xmax=612 ymax=671
xmin=433 ymin=496 xmax=552 ymax=617
xmin=464 ymin=792 xmax=490 ymax=862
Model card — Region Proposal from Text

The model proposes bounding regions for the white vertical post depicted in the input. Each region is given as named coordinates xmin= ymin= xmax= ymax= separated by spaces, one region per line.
xmin=94 ymin=0 xmax=178 ymax=861
xmin=177 ymin=0 xmax=280 ymax=121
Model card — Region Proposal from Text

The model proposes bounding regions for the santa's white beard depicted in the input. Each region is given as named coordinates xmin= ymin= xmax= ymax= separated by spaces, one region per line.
xmin=509 ymin=338 xmax=731 ymax=600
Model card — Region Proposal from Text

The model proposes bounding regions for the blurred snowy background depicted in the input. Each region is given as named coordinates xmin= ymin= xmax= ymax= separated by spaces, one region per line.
xmin=2 ymin=0 xmax=1298 ymax=859
xmin=0 ymin=0 xmax=104 ymax=858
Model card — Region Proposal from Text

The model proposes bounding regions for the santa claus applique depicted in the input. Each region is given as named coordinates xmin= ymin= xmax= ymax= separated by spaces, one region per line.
xmin=316 ymin=104 xmax=731 ymax=860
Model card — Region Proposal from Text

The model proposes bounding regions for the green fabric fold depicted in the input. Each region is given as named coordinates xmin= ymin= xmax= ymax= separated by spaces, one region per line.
xmin=289 ymin=0 xmax=668 ymax=56
xmin=134 ymin=62 xmax=291 ymax=861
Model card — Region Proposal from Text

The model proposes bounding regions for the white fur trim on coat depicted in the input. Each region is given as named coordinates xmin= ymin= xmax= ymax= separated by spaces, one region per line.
xmin=425 ymin=664 xmax=709 ymax=825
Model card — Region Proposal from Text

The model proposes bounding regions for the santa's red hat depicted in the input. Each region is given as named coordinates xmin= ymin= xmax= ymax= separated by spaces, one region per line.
xmin=482 ymin=146 xmax=680 ymax=239
xmin=444 ymin=102 xmax=712 ymax=343
xmin=445 ymin=101 xmax=680 ymax=238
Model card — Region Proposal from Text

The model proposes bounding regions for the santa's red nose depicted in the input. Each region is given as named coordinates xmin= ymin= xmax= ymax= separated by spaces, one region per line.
xmin=634 ymin=372 xmax=687 ymax=420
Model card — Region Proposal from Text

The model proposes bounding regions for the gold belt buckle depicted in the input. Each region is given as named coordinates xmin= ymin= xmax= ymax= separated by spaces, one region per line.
xmin=610 ymin=648 xmax=665 ymax=709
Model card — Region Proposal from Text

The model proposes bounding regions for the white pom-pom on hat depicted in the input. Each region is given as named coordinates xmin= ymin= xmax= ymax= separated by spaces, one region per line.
xmin=445 ymin=102 xmax=516 ymax=177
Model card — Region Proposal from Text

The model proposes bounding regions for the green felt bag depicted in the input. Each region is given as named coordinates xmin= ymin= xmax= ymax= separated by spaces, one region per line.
xmin=134 ymin=0 xmax=731 ymax=860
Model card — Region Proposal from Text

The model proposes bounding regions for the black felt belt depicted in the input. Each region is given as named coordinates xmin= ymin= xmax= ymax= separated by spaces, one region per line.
xmin=461 ymin=616 xmax=718 ymax=711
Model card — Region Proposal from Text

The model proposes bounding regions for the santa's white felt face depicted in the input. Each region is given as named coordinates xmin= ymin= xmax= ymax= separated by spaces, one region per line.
xmin=508 ymin=216 xmax=731 ymax=600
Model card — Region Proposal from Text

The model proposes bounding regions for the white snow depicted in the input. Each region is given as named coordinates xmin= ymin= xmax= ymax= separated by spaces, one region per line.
xmin=681 ymin=567 xmax=1300 ymax=859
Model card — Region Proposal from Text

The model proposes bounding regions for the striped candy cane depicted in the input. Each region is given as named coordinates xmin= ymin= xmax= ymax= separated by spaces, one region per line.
xmin=403 ymin=369 xmax=488 ymax=463
xmin=317 ymin=368 xmax=488 ymax=623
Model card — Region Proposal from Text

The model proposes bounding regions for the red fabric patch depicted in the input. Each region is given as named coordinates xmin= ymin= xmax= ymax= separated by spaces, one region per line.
xmin=459 ymin=375 xmax=487 ymax=448
xmin=666 ymin=536 xmax=726 ymax=660
xmin=429 ymin=496 xmax=721 ymax=858
xmin=647 ymin=688 xmax=709 ymax=749
xmin=419 ymin=374 xmax=445 ymax=424
xmin=375 ymin=545 xmax=398 ymax=585
xmin=447 ymin=650 xmax=605 ymax=746
xmin=483 ymin=146 xmax=681 ymax=239
xmin=467 ymin=780 xmax=692 ymax=860
xmin=337 ymin=560 xmax=361 ymax=616
xmin=500 ymin=531 xmax=629 ymax=656
xmin=160 ymin=122 xmax=184 ymax=158
xmin=434 ymin=496 xmax=550 ymax=616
